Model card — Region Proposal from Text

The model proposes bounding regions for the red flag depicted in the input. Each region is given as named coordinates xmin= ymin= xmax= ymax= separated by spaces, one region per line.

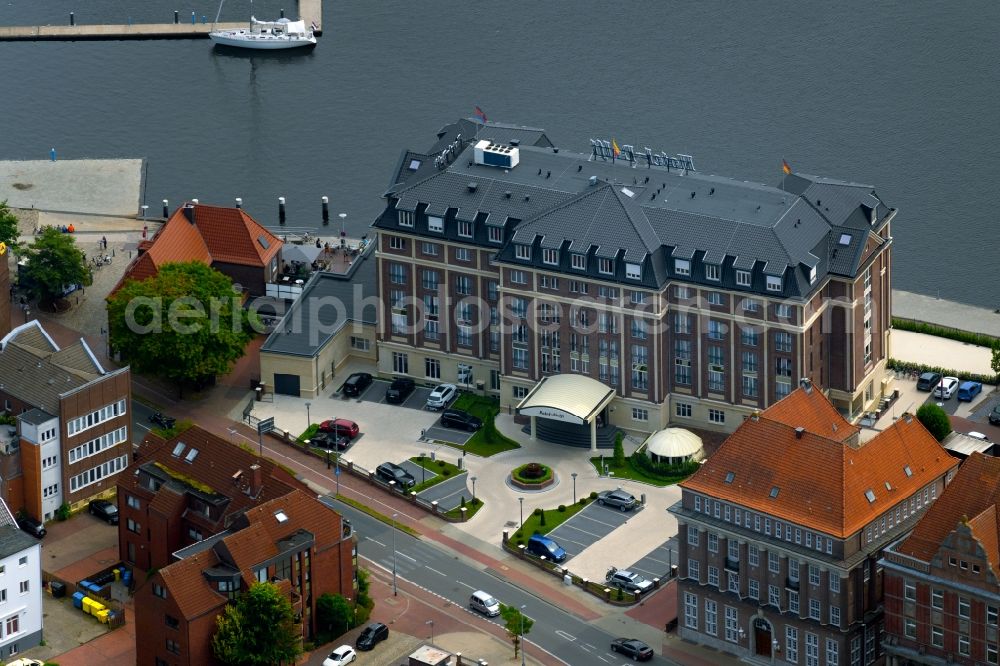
xmin=474 ymin=106 xmax=488 ymax=123
xmin=781 ymin=159 xmax=792 ymax=175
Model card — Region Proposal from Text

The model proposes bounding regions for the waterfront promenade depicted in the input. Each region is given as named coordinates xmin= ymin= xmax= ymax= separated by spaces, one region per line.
xmin=893 ymin=289 xmax=1000 ymax=338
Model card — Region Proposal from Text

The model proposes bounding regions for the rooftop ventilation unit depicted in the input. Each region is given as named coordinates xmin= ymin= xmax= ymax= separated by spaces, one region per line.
xmin=474 ymin=140 xmax=519 ymax=169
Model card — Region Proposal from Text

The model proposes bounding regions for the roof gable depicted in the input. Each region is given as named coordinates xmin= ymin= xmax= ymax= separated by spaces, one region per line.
xmin=760 ymin=382 xmax=858 ymax=442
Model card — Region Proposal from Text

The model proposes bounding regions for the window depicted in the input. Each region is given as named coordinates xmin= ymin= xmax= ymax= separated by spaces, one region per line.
xmin=17 ymin=557 xmax=26 ymax=568
xmin=705 ymin=264 xmax=720 ymax=281
xmin=571 ymin=253 xmax=586 ymax=270
xmin=625 ymin=262 xmax=642 ymax=280
xmin=728 ymin=571 xmax=740 ymax=593
xmin=959 ymin=596 xmax=970 ymax=618
xmin=631 ymin=346 xmax=648 ymax=391
xmin=598 ymin=258 xmax=613 ymax=274
xmin=742 ymin=375 xmax=758 ymax=398
xmin=766 ymin=275 xmax=783 ymax=292
xmin=68 ymin=426 xmax=128 ymax=463
xmin=18 ymin=581 xmax=28 ymax=594
xmin=708 ymin=319 xmax=725 ymax=340
xmin=708 ymin=566 xmax=719 ymax=587
xmin=776 ymin=303 xmax=792 ymax=319
xmin=630 ymin=290 xmax=647 ymax=304
xmin=749 ymin=579 xmax=759 ymax=600
xmin=631 ymin=319 xmax=648 ymax=340
xmin=904 ymin=618 xmax=916 ymax=639
xmin=398 ymin=210 xmax=414 ymax=227
xmin=427 ymin=215 xmax=443 ymax=233
xmin=704 ymin=599 xmax=718 ymax=636
xmin=676 ymin=402 xmax=692 ymax=418
xmin=127 ymin=518 xmax=141 ymax=534
xmin=707 ymin=291 xmax=724 ymax=305
xmin=539 ymin=275 xmax=559 ymax=290
xmin=687 ymin=526 xmax=700 ymax=546
xmin=768 ymin=552 xmax=780 ymax=573
xmin=826 ymin=638 xmax=839 ymax=666
xmin=392 ymin=352 xmax=409 ymax=375
xmin=830 ymin=575 xmax=840 ymax=593
xmin=805 ymin=633 xmax=819 ymax=666
xmin=736 ymin=269 xmax=751 ymax=287
xmin=69 ymin=454 xmax=129 ymax=493
xmin=769 ymin=584 xmax=780 ymax=608
xmin=458 ymin=220 xmax=473 ymax=238
xmin=931 ymin=626 xmax=943 ymax=647
xmin=786 ymin=626 xmax=799 ymax=662
xmin=684 ymin=592 xmax=698 ymax=629
xmin=809 ymin=598 xmax=821 ymax=620
xmin=959 ymin=634 xmax=970 ymax=657
xmin=748 ymin=545 xmax=759 ymax=567
xmin=455 ymin=247 xmax=471 ymax=262
xmin=515 ymin=244 xmax=531 ymax=260
xmin=709 ymin=409 xmax=725 ymax=424
xmin=708 ymin=532 xmax=719 ymax=553
xmin=775 ymin=331 xmax=792 ymax=352
xmin=542 ymin=248 xmax=558 ymax=265
xmin=388 ymin=235 xmax=405 ymax=250
xmin=165 ymin=614 xmax=180 ymax=629
xmin=830 ymin=606 xmax=840 ymax=627
xmin=350 ymin=336 xmax=370 ymax=351
xmin=67 ymin=399 xmax=127 ymax=436
xmin=673 ymin=312 xmax=690 ymax=334
xmin=788 ymin=590 xmax=800 ymax=615
xmin=489 ymin=226 xmax=503 ymax=243
xmin=421 ymin=241 xmax=439 ymax=256
xmin=166 ymin=639 xmax=180 ymax=655
xmin=632 ymin=408 xmax=648 ymax=422
xmin=510 ymin=270 xmax=527 ymax=285
xmin=512 ymin=348 xmax=528 ymax=370
xmin=988 ymin=644 xmax=999 ymax=666
xmin=904 ymin=581 xmax=916 ymax=601
xmin=741 ymin=328 xmax=759 ymax=347
xmin=688 ymin=559 xmax=700 ymax=581
xmin=675 ymin=258 xmax=691 ymax=275
xmin=724 ymin=606 xmax=739 ymax=643
xmin=455 ymin=275 xmax=471 ymax=295
xmin=988 ymin=605 xmax=998 ymax=626
xmin=425 ymin=358 xmax=440 ymax=379
xmin=5 ymin=615 xmax=18 ymax=637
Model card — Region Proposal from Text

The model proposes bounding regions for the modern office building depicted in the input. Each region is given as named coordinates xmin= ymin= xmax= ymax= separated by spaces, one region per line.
xmin=373 ymin=120 xmax=895 ymax=435
xmin=0 ymin=498 xmax=42 ymax=661
xmin=669 ymin=381 xmax=958 ymax=664
xmin=882 ymin=452 xmax=1000 ymax=665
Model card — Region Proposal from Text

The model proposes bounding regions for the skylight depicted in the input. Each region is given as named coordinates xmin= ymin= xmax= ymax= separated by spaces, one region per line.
xmin=904 ymin=465 xmax=913 ymax=477
xmin=838 ymin=233 xmax=852 ymax=246
xmin=884 ymin=481 xmax=892 ymax=491
xmin=864 ymin=489 xmax=876 ymax=503
xmin=172 ymin=443 xmax=186 ymax=457
xmin=274 ymin=510 xmax=288 ymax=523
xmin=184 ymin=448 xmax=199 ymax=464
xmin=769 ymin=486 xmax=780 ymax=498
xmin=258 ymin=235 xmax=270 ymax=250
xmin=621 ymin=187 xmax=635 ymax=198
xmin=408 ymin=159 xmax=422 ymax=171
xmin=724 ymin=472 xmax=735 ymax=484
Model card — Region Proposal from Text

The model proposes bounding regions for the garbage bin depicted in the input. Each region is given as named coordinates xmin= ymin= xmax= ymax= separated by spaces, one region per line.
xmin=50 ymin=581 xmax=66 ymax=598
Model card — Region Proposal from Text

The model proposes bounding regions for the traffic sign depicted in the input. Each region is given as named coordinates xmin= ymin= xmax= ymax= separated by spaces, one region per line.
xmin=257 ymin=417 xmax=275 ymax=435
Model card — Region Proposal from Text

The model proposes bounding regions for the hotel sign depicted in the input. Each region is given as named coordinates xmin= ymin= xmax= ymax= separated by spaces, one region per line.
xmin=590 ymin=139 xmax=695 ymax=171
xmin=519 ymin=405 xmax=585 ymax=425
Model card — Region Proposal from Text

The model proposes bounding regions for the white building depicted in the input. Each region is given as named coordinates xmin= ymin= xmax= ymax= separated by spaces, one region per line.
xmin=0 ymin=499 xmax=42 ymax=659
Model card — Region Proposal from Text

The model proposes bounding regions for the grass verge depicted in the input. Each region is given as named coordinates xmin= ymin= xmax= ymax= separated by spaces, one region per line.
xmin=448 ymin=394 xmax=521 ymax=456
xmin=409 ymin=456 xmax=463 ymax=494
xmin=588 ymin=456 xmax=692 ymax=487
xmin=297 ymin=424 xmax=319 ymax=443
xmin=443 ymin=497 xmax=485 ymax=521
xmin=508 ymin=498 xmax=593 ymax=544
xmin=333 ymin=494 xmax=420 ymax=537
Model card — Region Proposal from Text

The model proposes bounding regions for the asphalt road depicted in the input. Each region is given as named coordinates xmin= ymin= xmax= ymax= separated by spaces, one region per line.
xmin=323 ymin=497 xmax=679 ymax=666
xmin=131 ymin=400 xmax=157 ymax=444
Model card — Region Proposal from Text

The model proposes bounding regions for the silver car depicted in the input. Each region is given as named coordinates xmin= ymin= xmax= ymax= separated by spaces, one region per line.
xmin=597 ymin=489 xmax=638 ymax=511
xmin=426 ymin=383 xmax=457 ymax=410
xmin=606 ymin=568 xmax=654 ymax=593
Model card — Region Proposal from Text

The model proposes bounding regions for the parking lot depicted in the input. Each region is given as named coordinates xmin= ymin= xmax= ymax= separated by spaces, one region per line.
xmin=627 ymin=536 xmax=677 ymax=582
xmin=343 ymin=378 xmax=435 ymax=411
xmin=545 ymin=501 xmax=642 ymax=559
xmin=384 ymin=459 xmax=472 ymax=512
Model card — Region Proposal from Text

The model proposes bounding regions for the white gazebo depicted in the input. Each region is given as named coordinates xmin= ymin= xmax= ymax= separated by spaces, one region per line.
xmin=517 ymin=374 xmax=616 ymax=452
xmin=645 ymin=427 xmax=704 ymax=465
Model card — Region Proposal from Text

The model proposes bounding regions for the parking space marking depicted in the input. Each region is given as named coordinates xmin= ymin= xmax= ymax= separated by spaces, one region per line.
xmin=552 ymin=523 xmax=606 ymax=540
xmin=555 ymin=630 xmax=576 ymax=642
xmin=573 ymin=513 xmax=624 ymax=530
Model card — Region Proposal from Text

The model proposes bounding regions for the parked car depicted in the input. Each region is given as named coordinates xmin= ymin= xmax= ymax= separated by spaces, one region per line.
xmin=17 ymin=515 xmax=45 ymax=539
xmin=957 ymin=381 xmax=982 ymax=402
xmin=318 ymin=418 xmax=360 ymax=439
xmin=311 ymin=432 xmax=350 ymax=451
xmin=469 ymin=590 xmax=501 ymax=617
xmin=934 ymin=376 xmax=960 ymax=399
xmin=88 ymin=499 xmax=119 ymax=525
xmin=606 ymin=568 xmax=653 ymax=594
xmin=323 ymin=645 xmax=357 ymax=666
xmin=916 ymin=372 xmax=943 ymax=391
xmin=6 ymin=659 xmax=45 ymax=666
xmin=597 ymin=489 xmax=638 ymax=511
xmin=989 ymin=404 xmax=1000 ymax=426
xmin=610 ymin=638 xmax=654 ymax=661
xmin=342 ymin=372 xmax=373 ymax=397
xmin=440 ymin=408 xmax=482 ymax=432
xmin=967 ymin=431 xmax=990 ymax=442
xmin=376 ymin=462 xmax=415 ymax=489
xmin=356 ymin=622 xmax=389 ymax=651
xmin=527 ymin=534 xmax=567 ymax=562
xmin=385 ymin=377 xmax=416 ymax=404
xmin=426 ymin=383 xmax=458 ymax=410
xmin=148 ymin=411 xmax=176 ymax=429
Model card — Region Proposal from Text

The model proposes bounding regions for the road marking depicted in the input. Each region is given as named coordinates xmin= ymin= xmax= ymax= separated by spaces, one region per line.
xmin=425 ymin=566 xmax=448 ymax=577
xmin=576 ymin=513 xmax=620 ymax=529
xmin=555 ymin=630 xmax=576 ymax=642
xmin=365 ymin=537 xmax=386 ymax=547
xmin=583 ymin=643 xmax=596 ymax=651
xmin=457 ymin=581 xmax=476 ymax=590
xmin=597 ymin=655 xmax=611 ymax=663
xmin=398 ymin=552 xmax=417 ymax=562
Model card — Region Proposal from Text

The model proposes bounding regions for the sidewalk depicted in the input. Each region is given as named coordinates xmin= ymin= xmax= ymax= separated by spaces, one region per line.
xmin=891 ymin=329 xmax=995 ymax=376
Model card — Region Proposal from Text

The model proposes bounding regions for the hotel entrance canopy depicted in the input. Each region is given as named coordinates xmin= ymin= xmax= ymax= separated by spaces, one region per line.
xmin=517 ymin=375 xmax=616 ymax=450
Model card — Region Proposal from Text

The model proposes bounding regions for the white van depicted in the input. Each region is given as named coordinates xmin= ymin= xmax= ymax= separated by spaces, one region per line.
xmin=469 ymin=590 xmax=501 ymax=617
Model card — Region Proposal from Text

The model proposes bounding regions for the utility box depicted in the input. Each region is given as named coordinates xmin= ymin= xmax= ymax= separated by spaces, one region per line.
xmin=408 ymin=644 xmax=453 ymax=666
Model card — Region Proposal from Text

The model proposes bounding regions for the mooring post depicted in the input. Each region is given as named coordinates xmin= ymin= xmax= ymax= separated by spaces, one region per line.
xmin=278 ymin=197 xmax=286 ymax=225
xmin=322 ymin=196 xmax=329 ymax=225
xmin=69 ymin=12 xmax=75 ymax=26
xmin=191 ymin=11 xmax=196 ymax=24
xmin=174 ymin=10 xmax=179 ymax=24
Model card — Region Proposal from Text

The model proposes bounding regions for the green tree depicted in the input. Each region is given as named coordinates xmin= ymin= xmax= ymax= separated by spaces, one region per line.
xmin=0 ymin=200 xmax=18 ymax=251
xmin=613 ymin=431 xmax=626 ymax=467
xmin=211 ymin=581 xmax=301 ymax=666
xmin=315 ymin=593 xmax=354 ymax=642
xmin=991 ymin=343 xmax=1000 ymax=383
xmin=107 ymin=262 xmax=251 ymax=395
xmin=19 ymin=227 xmax=90 ymax=306
xmin=500 ymin=604 xmax=534 ymax=659
xmin=916 ymin=403 xmax=952 ymax=442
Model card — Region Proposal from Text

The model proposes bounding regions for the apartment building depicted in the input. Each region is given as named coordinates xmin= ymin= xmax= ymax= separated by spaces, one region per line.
xmin=669 ymin=381 xmax=958 ymax=664
xmin=135 ymin=489 xmax=356 ymax=666
xmin=882 ymin=452 xmax=1000 ymax=665
xmin=0 ymin=321 xmax=131 ymax=521
xmin=117 ymin=425 xmax=313 ymax=572
xmin=0 ymin=499 xmax=42 ymax=661
xmin=373 ymin=120 xmax=895 ymax=434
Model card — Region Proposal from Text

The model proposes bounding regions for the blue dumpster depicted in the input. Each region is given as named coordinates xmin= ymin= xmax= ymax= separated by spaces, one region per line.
xmin=72 ymin=591 xmax=85 ymax=609
xmin=121 ymin=569 xmax=132 ymax=587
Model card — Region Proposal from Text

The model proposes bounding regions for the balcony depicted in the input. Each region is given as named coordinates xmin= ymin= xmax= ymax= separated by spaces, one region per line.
xmin=786 ymin=577 xmax=800 ymax=591
xmin=725 ymin=557 xmax=740 ymax=572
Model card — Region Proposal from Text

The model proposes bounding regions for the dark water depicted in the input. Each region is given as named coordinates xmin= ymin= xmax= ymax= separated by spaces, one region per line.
xmin=1 ymin=1 xmax=998 ymax=307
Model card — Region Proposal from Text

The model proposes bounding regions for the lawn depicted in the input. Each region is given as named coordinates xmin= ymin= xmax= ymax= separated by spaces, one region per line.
xmin=444 ymin=394 xmax=521 ymax=456
xmin=443 ymin=497 xmax=486 ymax=521
xmin=588 ymin=454 xmax=694 ymax=487
xmin=507 ymin=498 xmax=593 ymax=545
xmin=409 ymin=456 xmax=463 ymax=494
xmin=333 ymin=495 xmax=420 ymax=537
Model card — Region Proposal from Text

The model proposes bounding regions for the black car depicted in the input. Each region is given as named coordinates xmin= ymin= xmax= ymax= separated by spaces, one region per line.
xmin=610 ymin=638 xmax=654 ymax=661
xmin=148 ymin=411 xmax=176 ymax=429
xmin=916 ymin=372 xmax=943 ymax=392
xmin=376 ymin=462 xmax=416 ymax=489
xmin=989 ymin=405 xmax=1000 ymax=427
xmin=343 ymin=372 xmax=373 ymax=397
xmin=311 ymin=432 xmax=350 ymax=451
xmin=440 ymin=408 xmax=482 ymax=432
xmin=355 ymin=622 xmax=389 ymax=651
xmin=385 ymin=377 xmax=416 ymax=404
xmin=18 ymin=515 xmax=46 ymax=539
xmin=88 ymin=499 xmax=119 ymax=525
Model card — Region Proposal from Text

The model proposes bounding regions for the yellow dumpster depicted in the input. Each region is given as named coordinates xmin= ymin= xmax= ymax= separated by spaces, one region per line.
xmin=81 ymin=597 xmax=96 ymax=615
xmin=113 ymin=568 xmax=121 ymax=581
xmin=96 ymin=609 xmax=110 ymax=624
xmin=91 ymin=602 xmax=106 ymax=616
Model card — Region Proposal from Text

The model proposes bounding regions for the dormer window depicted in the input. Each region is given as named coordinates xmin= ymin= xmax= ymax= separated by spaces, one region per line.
xmin=674 ymin=258 xmax=691 ymax=276
xmin=458 ymin=220 xmax=473 ymax=238
xmin=489 ymin=227 xmax=503 ymax=243
xmin=542 ymin=248 xmax=559 ymax=265
xmin=515 ymin=244 xmax=531 ymax=260
xmin=625 ymin=263 xmax=641 ymax=280
xmin=705 ymin=264 xmax=720 ymax=281
xmin=598 ymin=258 xmax=613 ymax=275
xmin=427 ymin=216 xmax=443 ymax=233
xmin=571 ymin=253 xmax=586 ymax=270
xmin=766 ymin=275 xmax=783 ymax=292
xmin=808 ymin=266 xmax=817 ymax=284
xmin=736 ymin=270 xmax=751 ymax=287
xmin=398 ymin=210 xmax=414 ymax=227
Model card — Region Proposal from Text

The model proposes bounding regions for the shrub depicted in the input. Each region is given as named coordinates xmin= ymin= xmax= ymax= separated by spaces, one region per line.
xmin=916 ymin=403 xmax=952 ymax=442
xmin=442 ymin=469 xmax=452 ymax=477
xmin=631 ymin=453 xmax=700 ymax=479
xmin=533 ymin=508 xmax=543 ymax=516
xmin=589 ymin=491 xmax=598 ymax=500
xmin=887 ymin=358 xmax=995 ymax=385
xmin=578 ymin=497 xmax=587 ymax=506
xmin=55 ymin=503 xmax=71 ymax=521
xmin=522 ymin=463 xmax=545 ymax=479
xmin=539 ymin=511 xmax=546 ymax=527
xmin=892 ymin=318 xmax=998 ymax=348
xmin=558 ymin=504 xmax=566 ymax=512
xmin=613 ymin=432 xmax=626 ymax=467
xmin=437 ymin=460 xmax=447 ymax=468
xmin=460 ymin=496 xmax=467 ymax=508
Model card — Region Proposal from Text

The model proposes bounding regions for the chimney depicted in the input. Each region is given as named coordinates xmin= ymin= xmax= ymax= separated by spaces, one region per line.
xmin=750 ymin=410 xmax=760 ymax=422
xmin=795 ymin=427 xmax=805 ymax=439
xmin=182 ymin=202 xmax=195 ymax=223
xmin=249 ymin=464 xmax=263 ymax=497
xmin=799 ymin=377 xmax=812 ymax=393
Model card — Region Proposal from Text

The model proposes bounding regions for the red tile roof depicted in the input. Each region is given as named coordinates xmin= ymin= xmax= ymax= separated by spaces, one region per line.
xmin=896 ymin=452 xmax=1000 ymax=576
xmin=758 ymin=382 xmax=859 ymax=442
xmin=111 ymin=203 xmax=282 ymax=295
xmin=158 ymin=549 xmax=227 ymax=620
xmin=681 ymin=388 xmax=958 ymax=538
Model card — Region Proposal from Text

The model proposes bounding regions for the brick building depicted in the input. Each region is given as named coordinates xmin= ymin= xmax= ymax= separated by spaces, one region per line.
xmin=0 ymin=321 xmax=131 ymax=521
xmin=882 ymin=452 xmax=1000 ymax=665
xmin=134 ymin=489 xmax=356 ymax=666
xmin=373 ymin=119 xmax=895 ymax=435
xmin=669 ymin=381 xmax=958 ymax=664
xmin=116 ymin=426 xmax=312 ymax=572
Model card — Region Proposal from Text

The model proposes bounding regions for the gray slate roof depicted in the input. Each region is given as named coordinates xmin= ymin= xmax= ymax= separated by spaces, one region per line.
xmin=0 ymin=524 xmax=39 ymax=556
xmin=260 ymin=245 xmax=377 ymax=357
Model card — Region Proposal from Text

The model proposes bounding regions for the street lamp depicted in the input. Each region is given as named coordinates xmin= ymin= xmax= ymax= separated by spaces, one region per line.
xmin=520 ymin=604 xmax=527 ymax=666
xmin=305 ymin=401 xmax=311 ymax=430
xmin=392 ymin=512 xmax=398 ymax=596
xmin=339 ymin=212 xmax=347 ymax=246
xmin=519 ymin=497 xmax=524 ymax=530
xmin=471 ymin=476 xmax=477 ymax=503
xmin=426 ymin=619 xmax=434 ymax=645
xmin=571 ymin=472 xmax=578 ymax=504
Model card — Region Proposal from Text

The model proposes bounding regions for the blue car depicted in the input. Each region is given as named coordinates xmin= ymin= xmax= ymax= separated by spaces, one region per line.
xmin=527 ymin=533 xmax=567 ymax=562
xmin=957 ymin=381 xmax=982 ymax=402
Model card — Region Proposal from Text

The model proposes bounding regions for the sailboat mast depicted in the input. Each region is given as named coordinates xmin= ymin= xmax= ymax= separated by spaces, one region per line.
xmin=213 ymin=0 xmax=224 ymax=26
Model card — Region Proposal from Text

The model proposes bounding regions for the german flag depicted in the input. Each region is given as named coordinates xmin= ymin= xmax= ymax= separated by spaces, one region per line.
xmin=782 ymin=159 xmax=792 ymax=175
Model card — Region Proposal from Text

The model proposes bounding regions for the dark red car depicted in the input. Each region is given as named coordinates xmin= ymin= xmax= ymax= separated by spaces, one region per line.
xmin=318 ymin=418 xmax=359 ymax=439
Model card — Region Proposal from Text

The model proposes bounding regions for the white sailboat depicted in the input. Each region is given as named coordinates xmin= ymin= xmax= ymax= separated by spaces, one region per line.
xmin=209 ymin=0 xmax=317 ymax=50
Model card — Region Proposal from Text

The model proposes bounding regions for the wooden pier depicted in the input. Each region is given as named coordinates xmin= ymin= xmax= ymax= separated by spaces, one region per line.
xmin=0 ymin=0 xmax=322 ymax=41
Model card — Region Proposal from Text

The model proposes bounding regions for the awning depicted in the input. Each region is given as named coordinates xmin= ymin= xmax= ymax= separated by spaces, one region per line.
xmin=517 ymin=374 xmax=616 ymax=425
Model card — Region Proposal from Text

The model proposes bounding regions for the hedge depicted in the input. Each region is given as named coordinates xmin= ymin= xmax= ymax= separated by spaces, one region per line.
xmin=630 ymin=453 xmax=700 ymax=480
xmin=892 ymin=318 xmax=999 ymax=348
xmin=887 ymin=358 xmax=996 ymax=385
